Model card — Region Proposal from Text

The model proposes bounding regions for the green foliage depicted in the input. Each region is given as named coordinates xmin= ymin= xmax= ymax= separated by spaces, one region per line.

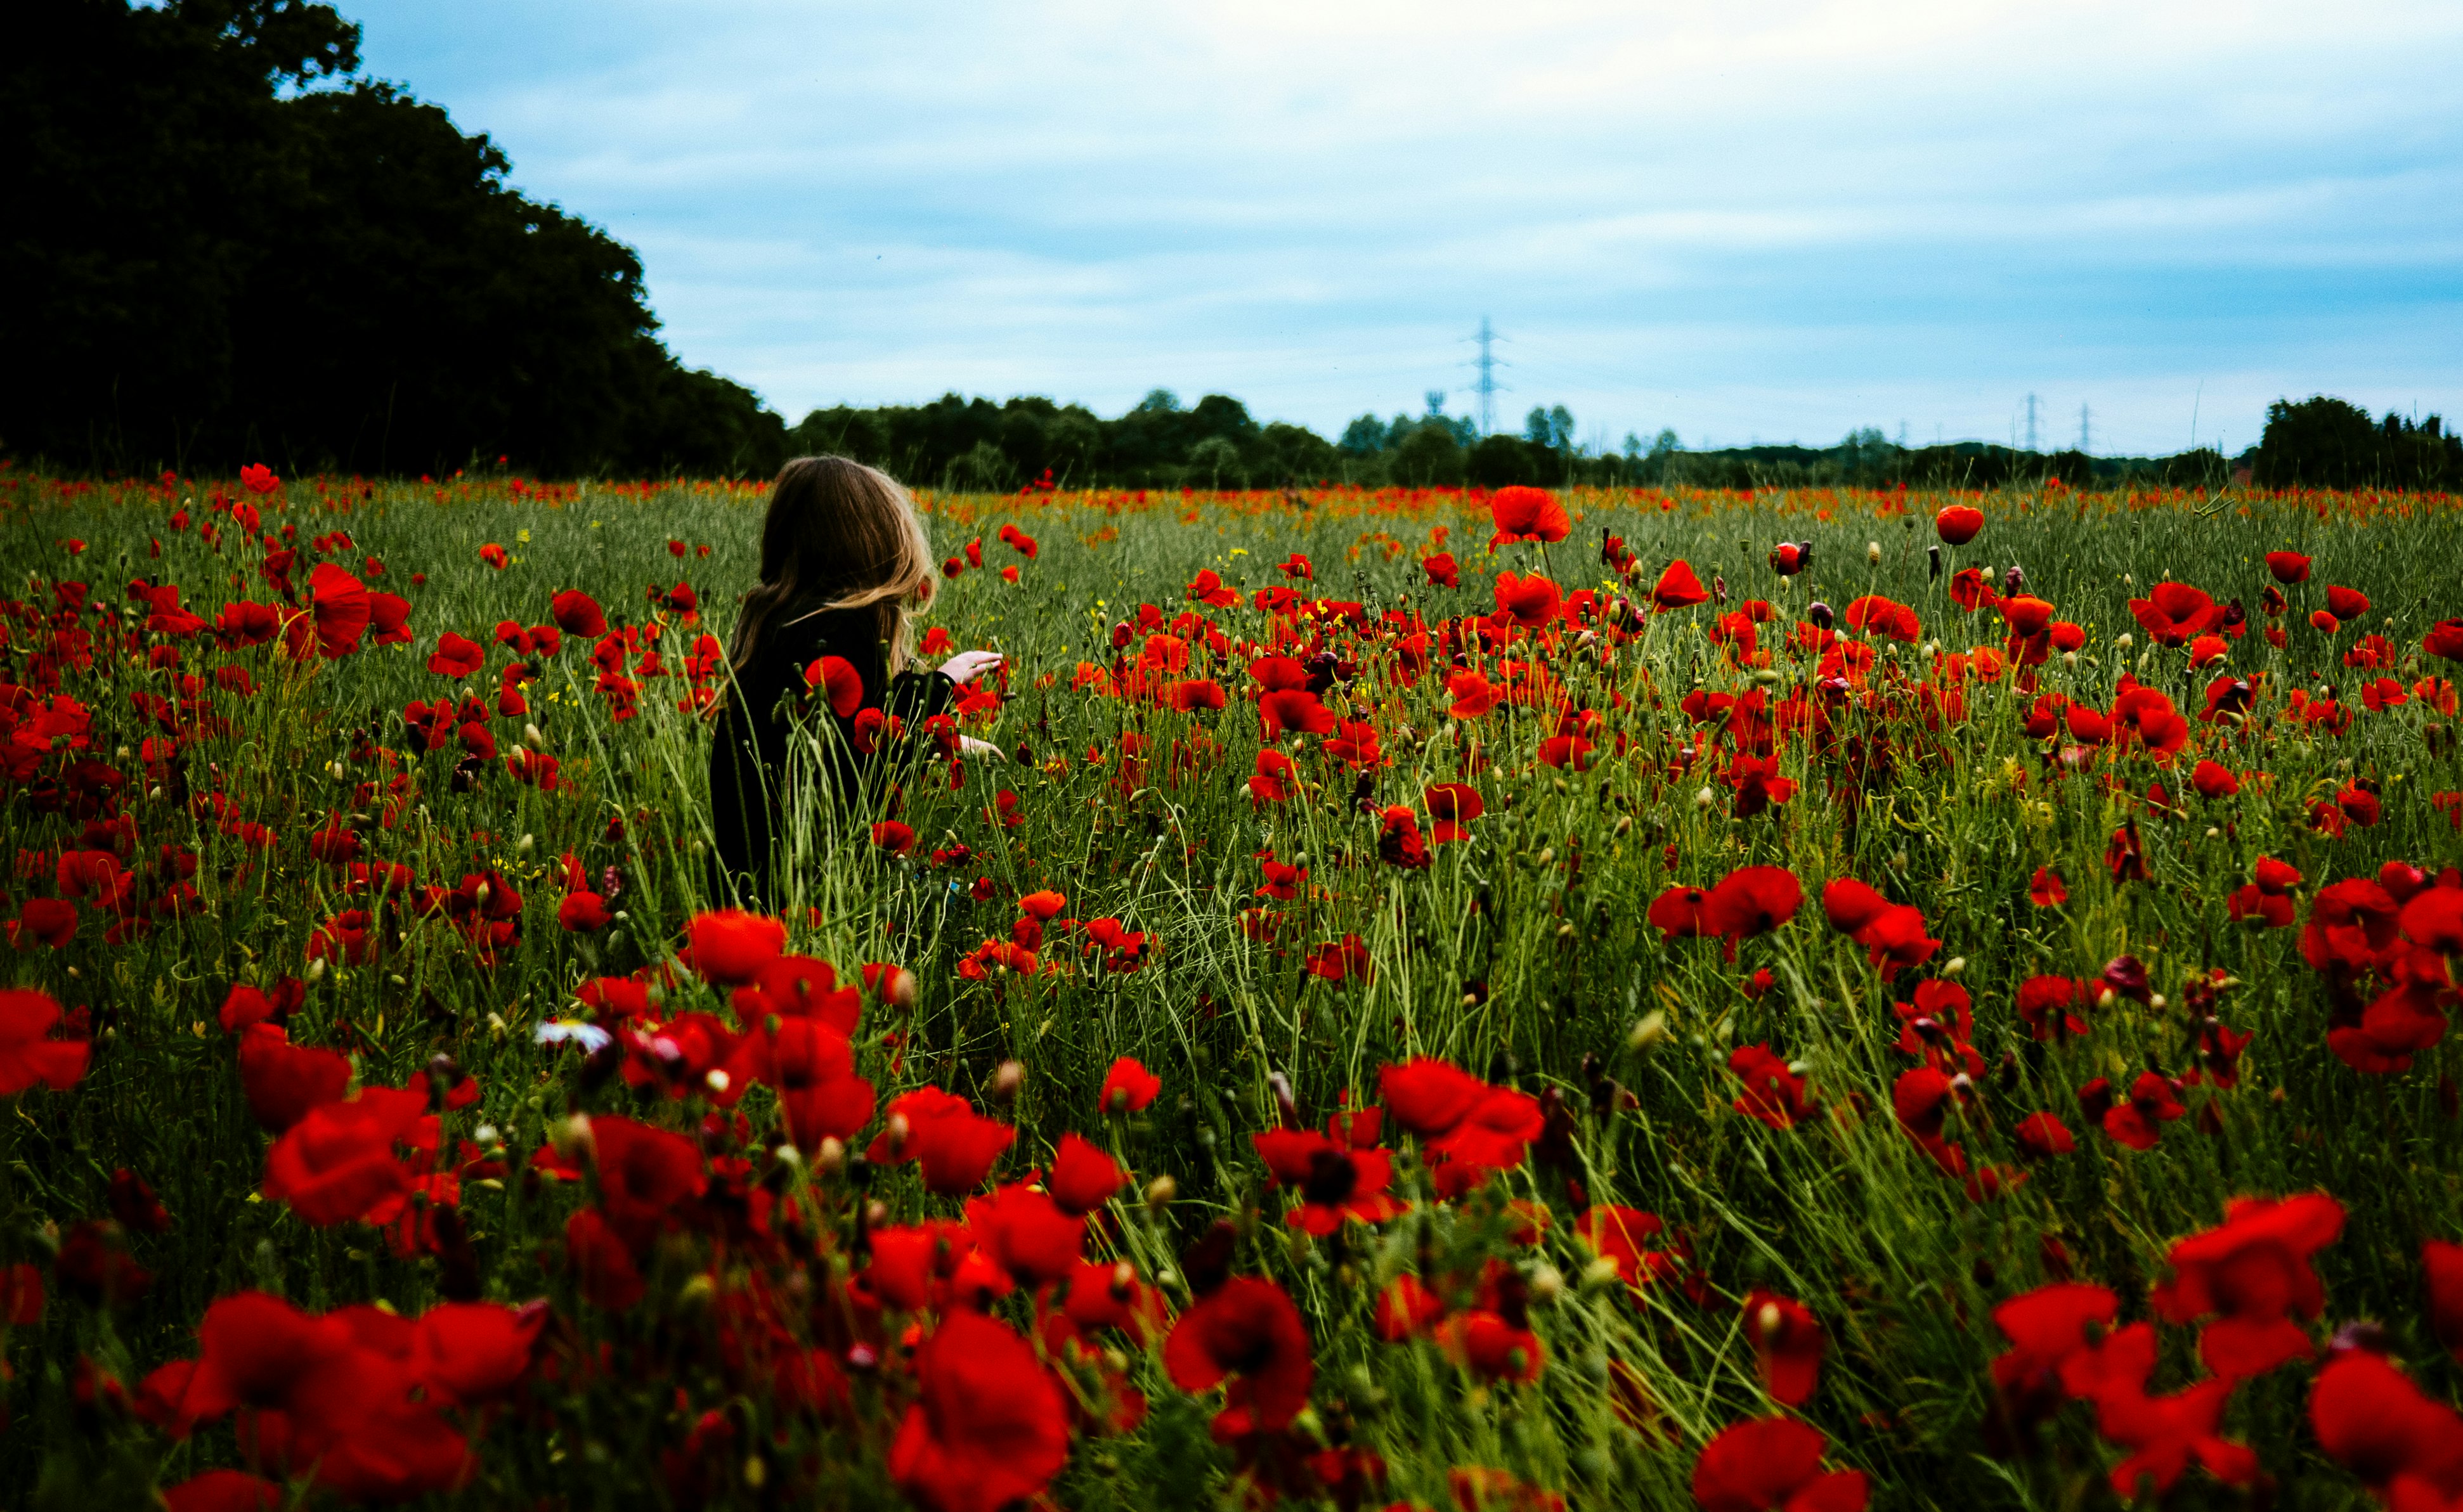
xmin=1 ymin=1 xmax=783 ymax=477
xmin=2256 ymin=396 xmax=2463 ymax=491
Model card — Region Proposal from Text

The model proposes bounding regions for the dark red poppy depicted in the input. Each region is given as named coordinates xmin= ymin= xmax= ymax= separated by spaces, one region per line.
xmin=888 ymin=1308 xmax=1069 ymax=1512
xmin=1163 ymin=1276 xmax=1314 ymax=1435
xmin=803 ymin=654 xmax=864 ymax=719
xmin=1742 ymin=1291 xmax=1824 ymax=1405
xmin=261 ymin=1087 xmax=426 ymax=1225
xmin=1691 ymin=1416 xmax=1866 ymax=1512
xmin=551 ymin=589 xmax=607 ymax=636
xmin=2310 ymin=1349 xmax=2463 ymax=1496
xmin=588 ymin=1114 xmax=707 ymax=1248
xmin=2265 ymin=551 xmax=2311 ymax=584
xmin=964 ymin=1182 xmax=1086 ymax=1288
xmin=1727 ymin=1044 xmax=1809 ymax=1130
xmin=236 ymin=1024 xmax=349 ymax=1132
xmin=1703 ymin=866 xmax=1801 ymax=941
xmin=1252 ymin=1128 xmax=1401 ymax=1234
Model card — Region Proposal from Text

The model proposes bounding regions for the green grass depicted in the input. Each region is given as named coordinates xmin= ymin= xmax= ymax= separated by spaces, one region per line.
xmin=3 ymin=469 xmax=2460 ymax=1510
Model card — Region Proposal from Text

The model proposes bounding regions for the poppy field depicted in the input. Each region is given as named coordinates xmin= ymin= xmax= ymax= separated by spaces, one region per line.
xmin=7 ymin=464 xmax=2463 ymax=1512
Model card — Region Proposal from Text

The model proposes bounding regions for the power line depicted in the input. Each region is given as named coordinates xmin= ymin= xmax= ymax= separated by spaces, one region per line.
xmin=1460 ymin=316 xmax=1509 ymax=437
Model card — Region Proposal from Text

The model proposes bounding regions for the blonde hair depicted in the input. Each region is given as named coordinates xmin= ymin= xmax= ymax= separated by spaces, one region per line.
xmin=731 ymin=455 xmax=934 ymax=681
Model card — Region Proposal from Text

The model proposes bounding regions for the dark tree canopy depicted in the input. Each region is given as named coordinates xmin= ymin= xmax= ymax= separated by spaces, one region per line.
xmin=2 ymin=0 xmax=785 ymax=477
xmin=2254 ymin=396 xmax=2461 ymax=491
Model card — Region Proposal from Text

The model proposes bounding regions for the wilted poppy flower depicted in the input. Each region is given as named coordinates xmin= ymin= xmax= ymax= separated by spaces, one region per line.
xmin=1935 ymin=504 xmax=1984 ymax=545
xmin=1164 ymin=1276 xmax=1314 ymax=1435
xmin=1691 ymin=1416 xmax=1866 ymax=1512
xmin=888 ymin=1308 xmax=1069 ymax=1512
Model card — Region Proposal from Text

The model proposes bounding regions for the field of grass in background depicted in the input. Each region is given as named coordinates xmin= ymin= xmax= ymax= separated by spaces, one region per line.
xmin=2 ymin=466 xmax=2461 ymax=1511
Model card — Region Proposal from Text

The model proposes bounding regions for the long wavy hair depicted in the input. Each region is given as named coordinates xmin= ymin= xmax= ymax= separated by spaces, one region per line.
xmin=729 ymin=456 xmax=934 ymax=685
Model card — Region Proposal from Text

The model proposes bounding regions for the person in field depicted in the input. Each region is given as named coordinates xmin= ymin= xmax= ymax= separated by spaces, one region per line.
xmin=708 ymin=455 xmax=1001 ymax=903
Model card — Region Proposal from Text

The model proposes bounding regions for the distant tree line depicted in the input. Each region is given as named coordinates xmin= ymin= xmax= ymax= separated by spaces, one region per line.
xmin=4 ymin=0 xmax=784 ymax=478
xmin=2251 ymin=397 xmax=2463 ymax=491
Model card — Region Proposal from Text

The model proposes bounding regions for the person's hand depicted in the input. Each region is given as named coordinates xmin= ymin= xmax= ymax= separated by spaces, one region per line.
xmin=939 ymin=649 xmax=1004 ymax=684
xmin=958 ymin=735 xmax=1007 ymax=761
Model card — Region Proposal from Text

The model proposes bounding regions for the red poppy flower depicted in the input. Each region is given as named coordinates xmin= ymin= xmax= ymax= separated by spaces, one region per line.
xmin=2100 ymin=1071 xmax=2184 ymax=1152
xmin=550 ymin=590 xmax=606 ymax=636
xmin=0 ymin=988 xmax=89 ymax=1095
xmin=2076 ymin=1325 xmax=2258 ymax=1497
xmin=1844 ymin=595 xmax=1920 ymax=642
xmin=2265 ymin=552 xmax=2311 ymax=584
xmin=479 ymin=543 xmax=509 ymax=569
xmin=1989 ymin=1283 xmax=2117 ymax=1422
xmin=290 ymin=563 xmax=371 ymax=661
xmin=427 ymin=632 xmax=484 ymax=679
xmin=1493 ymin=572 xmax=1563 ymax=628
xmin=1488 ymin=486 xmax=1570 ymax=546
xmin=1424 ymin=782 xmax=1484 ymax=841
xmin=1164 ymin=1276 xmax=1314 ymax=1435
xmin=1691 ymin=1416 xmax=1866 ymax=1512
xmin=161 ymin=1471 xmax=284 ymax=1512
xmin=1252 ymin=1127 xmax=1402 ymax=1234
xmin=565 ymin=1206 xmax=646 ymax=1310
xmin=803 ymin=654 xmax=864 ymax=719
xmin=2026 ymin=867 xmax=2067 ymax=907
xmin=685 ymin=909 xmax=786 ymax=985
xmin=1769 ymin=541 xmax=1810 ymax=576
xmin=2015 ymin=976 xmax=2086 ymax=1040
xmin=236 ymin=1025 xmax=349 ymax=1132
xmin=261 ymin=1087 xmax=425 ymax=1225
xmin=586 ymin=1114 xmax=707 ymax=1248
xmin=2309 ymin=1350 xmax=2463 ymax=1496
xmin=1304 ymin=935 xmax=1373 ymax=983
xmin=367 ymin=592 xmax=411 ymax=645
xmin=1046 ymin=1133 xmax=1124 ymax=1215
xmin=1935 ymin=504 xmax=1984 ymax=545
xmin=871 ymin=820 xmax=916 ymax=855
xmin=888 ymin=1309 xmax=1069 ymax=1512
xmin=869 ymin=1087 xmax=1015 ymax=1193
xmin=2013 ymin=1111 xmax=2076 ymax=1160
xmin=964 ymin=1182 xmax=1086 ymax=1287
xmin=1423 ymin=553 xmax=1460 ymax=588
xmin=1649 ymin=884 xmax=1710 ymax=941
xmin=1728 ymin=1044 xmax=1809 ymax=1130
xmin=2152 ymin=1193 xmax=2344 ymax=1379
xmin=1703 ymin=866 xmax=1802 ymax=941
xmin=1736 ymin=1290 xmax=1824 ymax=1406
xmin=1437 ymin=1309 xmax=1547 ymax=1384
xmin=1650 ymin=560 xmax=1710 ymax=611
xmin=2325 ymin=585 xmax=2370 ymax=621
xmin=10 ymin=898 xmax=76 ymax=950
xmin=1259 ymin=687 xmax=1339 ymax=737
xmin=2425 ymin=619 xmax=2463 ymax=661
xmin=1100 ymin=1056 xmax=1162 ymax=1114
xmin=2128 ymin=582 xmax=2220 ymax=645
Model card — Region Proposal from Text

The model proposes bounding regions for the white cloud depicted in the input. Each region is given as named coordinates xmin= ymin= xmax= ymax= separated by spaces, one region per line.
xmin=349 ymin=0 xmax=2463 ymax=452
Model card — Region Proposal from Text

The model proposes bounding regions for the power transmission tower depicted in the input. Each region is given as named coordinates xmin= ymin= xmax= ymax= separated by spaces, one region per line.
xmin=1463 ymin=317 xmax=1507 ymax=437
xmin=2025 ymin=394 xmax=2039 ymax=453
xmin=2078 ymin=403 xmax=2092 ymax=455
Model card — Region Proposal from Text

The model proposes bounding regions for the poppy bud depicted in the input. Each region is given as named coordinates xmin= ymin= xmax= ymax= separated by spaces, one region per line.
xmin=1867 ymin=541 xmax=1882 ymax=567
xmin=1756 ymin=1300 xmax=1786 ymax=1343
xmin=1927 ymin=544 xmax=1941 ymax=580
xmin=1110 ymin=621 xmax=1133 ymax=650
xmin=553 ymin=1112 xmax=595 ymax=1161
xmin=705 ymin=1069 xmax=731 ymax=1095
xmin=1143 ymin=1174 xmax=1177 ymax=1209
xmin=1942 ymin=957 xmax=1966 ymax=978
xmin=1807 ymin=601 xmax=1834 ymax=630
xmin=881 ymin=1113 xmax=912 ymax=1154
xmin=1627 ymin=1011 xmax=1668 ymax=1052
xmin=2113 ymin=633 xmax=2134 ymax=650
xmin=1529 ymin=1263 xmax=1565 ymax=1303
xmin=1582 ymin=1257 xmax=1624 ymax=1291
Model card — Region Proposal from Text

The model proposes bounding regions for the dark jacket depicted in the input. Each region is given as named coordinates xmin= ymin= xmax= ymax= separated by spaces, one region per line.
xmin=706 ymin=604 xmax=952 ymax=905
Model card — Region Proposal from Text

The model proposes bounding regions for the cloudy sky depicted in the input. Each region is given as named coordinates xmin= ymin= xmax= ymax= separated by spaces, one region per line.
xmin=346 ymin=0 xmax=2461 ymax=457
